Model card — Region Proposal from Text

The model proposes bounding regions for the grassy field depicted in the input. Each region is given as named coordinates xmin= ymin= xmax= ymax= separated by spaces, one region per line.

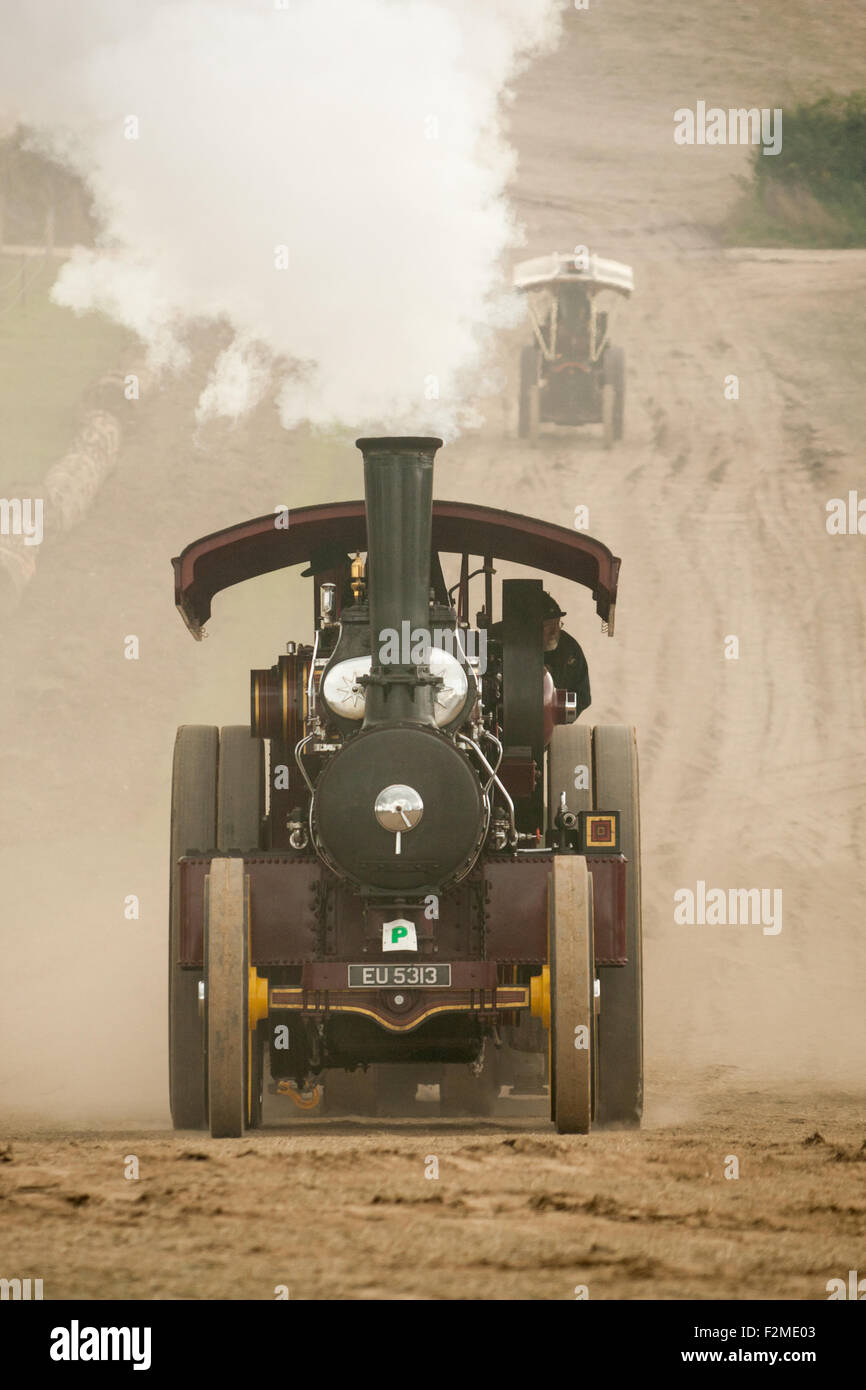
xmin=725 ymin=91 xmax=866 ymax=247
xmin=0 ymin=253 xmax=131 ymax=491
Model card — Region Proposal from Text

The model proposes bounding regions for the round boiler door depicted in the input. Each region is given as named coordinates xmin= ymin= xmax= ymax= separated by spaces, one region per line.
xmin=314 ymin=726 xmax=484 ymax=892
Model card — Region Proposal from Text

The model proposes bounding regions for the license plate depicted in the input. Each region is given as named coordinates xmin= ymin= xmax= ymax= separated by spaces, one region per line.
xmin=347 ymin=964 xmax=451 ymax=988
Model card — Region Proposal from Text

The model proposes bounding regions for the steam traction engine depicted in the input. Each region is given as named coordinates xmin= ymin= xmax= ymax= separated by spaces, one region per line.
xmin=169 ymin=437 xmax=642 ymax=1135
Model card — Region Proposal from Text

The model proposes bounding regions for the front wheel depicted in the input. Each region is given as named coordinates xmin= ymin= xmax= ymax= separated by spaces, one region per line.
xmin=205 ymin=857 xmax=250 ymax=1138
xmin=549 ymin=855 xmax=595 ymax=1134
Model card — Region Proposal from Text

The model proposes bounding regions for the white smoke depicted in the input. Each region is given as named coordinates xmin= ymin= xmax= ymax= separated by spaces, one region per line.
xmin=0 ymin=0 xmax=564 ymax=435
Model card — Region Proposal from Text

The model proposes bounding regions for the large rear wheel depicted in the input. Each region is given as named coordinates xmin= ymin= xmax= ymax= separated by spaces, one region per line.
xmin=549 ymin=855 xmax=594 ymax=1134
xmin=218 ymin=726 xmax=265 ymax=852
xmin=548 ymin=722 xmax=593 ymax=831
xmin=593 ymin=725 xmax=643 ymax=1127
xmin=169 ymin=726 xmax=217 ymax=1130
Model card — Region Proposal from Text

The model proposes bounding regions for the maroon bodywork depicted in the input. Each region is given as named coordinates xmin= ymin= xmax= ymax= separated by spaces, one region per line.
xmin=177 ymin=851 xmax=626 ymax=1033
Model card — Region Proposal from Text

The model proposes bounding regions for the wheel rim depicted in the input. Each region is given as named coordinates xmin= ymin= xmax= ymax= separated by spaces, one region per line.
xmin=550 ymin=855 xmax=593 ymax=1134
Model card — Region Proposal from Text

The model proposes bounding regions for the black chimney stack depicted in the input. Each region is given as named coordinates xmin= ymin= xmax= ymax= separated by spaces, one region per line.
xmin=355 ymin=436 xmax=442 ymax=726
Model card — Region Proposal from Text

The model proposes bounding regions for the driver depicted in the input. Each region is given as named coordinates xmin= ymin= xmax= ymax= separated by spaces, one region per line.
xmin=556 ymin=285 xmax=592 ymax=360
xmin=487 ymin=591 xmax=591 ymax=717
xmin=542 ymin=592 xmax=591 ymax=716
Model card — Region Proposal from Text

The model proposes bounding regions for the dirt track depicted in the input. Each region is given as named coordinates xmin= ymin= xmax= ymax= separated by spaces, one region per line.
xmin=1 ymin=1 xmax=865 ymax=1300
xmin=2 ymin=1081 xmax=865 ymax=1300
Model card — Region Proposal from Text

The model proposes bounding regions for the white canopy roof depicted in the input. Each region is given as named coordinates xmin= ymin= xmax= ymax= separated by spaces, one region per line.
xmin=513 ymin=251 xmax=634 ymax=296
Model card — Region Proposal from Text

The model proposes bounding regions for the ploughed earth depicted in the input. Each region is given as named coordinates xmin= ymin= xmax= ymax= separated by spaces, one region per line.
xmin=2 ymin=1080 xmax=865 ymax=1300
xmin=1 ymin=1 xmax=865 ymax=1299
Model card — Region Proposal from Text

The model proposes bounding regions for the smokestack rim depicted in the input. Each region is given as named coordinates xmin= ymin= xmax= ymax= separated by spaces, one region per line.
xmin=355 ymin=436 xmax=444 ymax=454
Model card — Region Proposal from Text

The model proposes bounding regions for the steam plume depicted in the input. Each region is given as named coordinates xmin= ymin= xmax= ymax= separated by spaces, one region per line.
xmin=0 ymin=0 xmax=564 ymax=435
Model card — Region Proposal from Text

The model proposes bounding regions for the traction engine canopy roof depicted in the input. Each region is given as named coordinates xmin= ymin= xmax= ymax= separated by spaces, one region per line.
xmin=513 ymin=251 xmax=634 ymax=296
xmin=172 ymin=499 xmax=621 ymax=639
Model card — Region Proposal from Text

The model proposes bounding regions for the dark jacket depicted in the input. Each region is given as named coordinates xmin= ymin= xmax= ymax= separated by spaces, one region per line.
xmin=545 ymin=630 xmax=591 ymax=715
